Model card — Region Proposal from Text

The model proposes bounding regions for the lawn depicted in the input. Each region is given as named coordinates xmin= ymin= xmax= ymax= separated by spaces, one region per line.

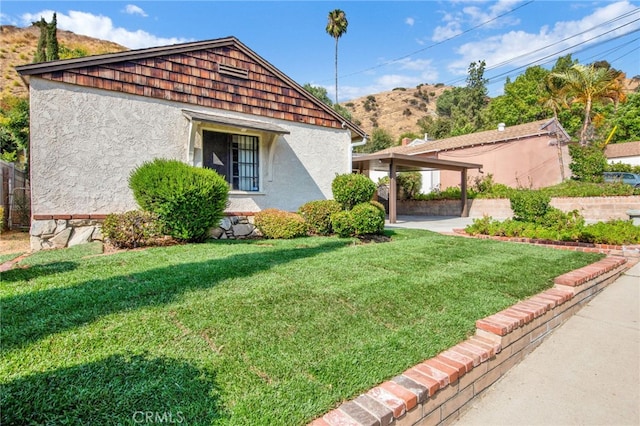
xmin=1 ymin=229 xmax=603 ymax=425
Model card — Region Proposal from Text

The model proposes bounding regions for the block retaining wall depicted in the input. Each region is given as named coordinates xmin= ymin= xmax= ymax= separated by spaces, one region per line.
xmin=397 ymin=196 xmax=640 ymax=221
xmin=309 ymin=256 xmax=630 ymax=426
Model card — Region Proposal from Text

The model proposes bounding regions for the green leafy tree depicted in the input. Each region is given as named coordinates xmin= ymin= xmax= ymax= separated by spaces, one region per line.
xmin=355 ymin=127 xmax=395 ymax=153
xmin=303 ymin=83 xmax=352 ymax=121
xmin=608 ymin=93 xmax=640 ymax=143
xmin=0 ymin=96 xmax=30 ymax=166
xmin=434 ymin=60 xmax=488 ymax=136
xmin=487 ymin=66 xmax=551 ymax=126
xmin=326 ymin=9 xmax=348 ymax=104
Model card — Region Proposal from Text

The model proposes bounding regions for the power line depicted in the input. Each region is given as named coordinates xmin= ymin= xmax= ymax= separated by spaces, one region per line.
xmin=328 ymin=0 xmax=535 ymax=83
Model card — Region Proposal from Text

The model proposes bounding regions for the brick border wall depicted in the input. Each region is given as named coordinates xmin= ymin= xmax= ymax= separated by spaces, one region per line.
xmin=310 ymin=256 xmax=630 ymax=426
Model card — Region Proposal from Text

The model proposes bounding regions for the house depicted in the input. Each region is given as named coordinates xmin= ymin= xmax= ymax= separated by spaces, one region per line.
xmin=16 ymin=36 xmax=366 ymax=249
xmin=605 ymin=141 xmax=640 ymax=166
xmin=377 ymin=118 xmax=571 ymax=191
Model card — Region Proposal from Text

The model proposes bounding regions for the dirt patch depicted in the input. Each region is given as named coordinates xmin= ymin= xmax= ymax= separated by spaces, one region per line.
xmin=0 ymin=230 xmax=30 ymax=255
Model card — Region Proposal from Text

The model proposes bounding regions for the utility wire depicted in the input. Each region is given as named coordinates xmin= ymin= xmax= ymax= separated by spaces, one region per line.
xmin=329 ymin=0 xmax=535 ymax=83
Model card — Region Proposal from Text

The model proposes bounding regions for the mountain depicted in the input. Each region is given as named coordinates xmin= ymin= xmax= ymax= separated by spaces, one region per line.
xmin=340 ymin=84 xmax=452 ymax=141
xmin=0 ymin=25 xmax=127 ymax=97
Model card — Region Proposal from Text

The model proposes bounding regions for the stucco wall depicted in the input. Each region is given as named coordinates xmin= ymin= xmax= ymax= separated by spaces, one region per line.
xmin=438 ymin=136 xmax=570 ymax=190
xmin=29 ymin=78 xmax=351 ymax=215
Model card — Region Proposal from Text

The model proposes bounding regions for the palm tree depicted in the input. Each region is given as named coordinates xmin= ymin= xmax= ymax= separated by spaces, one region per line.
xmin=549 ymin=64 xmax=623 ymax=145
xmin=326 ymin=9 xmax=348 ymax=105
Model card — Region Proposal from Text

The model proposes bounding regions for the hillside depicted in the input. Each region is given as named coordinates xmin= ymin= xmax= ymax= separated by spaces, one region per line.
xmin=0 ymin=25 xmax=127 ymax=97
xmin=341 ymin=84 xmax=451 ymax=140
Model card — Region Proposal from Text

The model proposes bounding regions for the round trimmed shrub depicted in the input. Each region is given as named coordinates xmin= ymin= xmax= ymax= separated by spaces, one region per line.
xmin=298 ymin=199 xmax=342 ymax=235
xmin=330 ymin=210 xmax=355 ymax=238
xmin=129 ymin=159 xmax=229 ymax=242
xmin=351 ymin=202 xmax=385 ymax=235
xmin=254 ymin=209 xmax=308 ymax=239
xmin=331 ymin=173 xmax=376 ymax=210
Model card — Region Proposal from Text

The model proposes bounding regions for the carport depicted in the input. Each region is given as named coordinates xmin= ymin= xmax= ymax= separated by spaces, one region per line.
xmin=352 ymin=152 xmax=482 ymax=223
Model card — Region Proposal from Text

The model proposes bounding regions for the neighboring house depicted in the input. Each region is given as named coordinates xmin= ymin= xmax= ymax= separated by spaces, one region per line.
xmin=605 ymin=141 xmax=640 ymax=166
xmin=377 ymin=119 xmax=571 ymax=190
xmin=17 ymin=36 xmax=366 ymax=249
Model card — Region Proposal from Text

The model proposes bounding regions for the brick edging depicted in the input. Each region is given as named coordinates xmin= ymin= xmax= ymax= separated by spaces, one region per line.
xmin=309 ymin=256 xmax=629 ymax=426
xmin=451 ymin=229 xmax=640 ymax=258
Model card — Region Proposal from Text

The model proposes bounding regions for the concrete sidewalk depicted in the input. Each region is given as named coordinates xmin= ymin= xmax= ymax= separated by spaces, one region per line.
xmin=453 ymin=261 xmax=640 ymax=426
xmin=385 ymin=215 xmax=478 ymax=234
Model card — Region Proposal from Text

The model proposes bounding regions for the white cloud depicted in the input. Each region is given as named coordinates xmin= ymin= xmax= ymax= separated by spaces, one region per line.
xmin=432 ymin=21 xmax=462 ymax=42
xmin=124 ymin=5 xmax=148 ymax=18
xmin=405 ymin=17 xmax=415 ymax=26
xmin=447 ymin=0 xmax=640 ymax=76
xmin=0 ymin=13 xmax=18 ymax=26
xmin=20 ymin=10 xmax=189 ymax=49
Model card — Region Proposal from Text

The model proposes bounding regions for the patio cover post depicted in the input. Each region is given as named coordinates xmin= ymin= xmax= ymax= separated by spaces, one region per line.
xmin=389 ymin=159 xmax=397 ymax=223
xmin=461 ymin=168 xmax=469 ymax=217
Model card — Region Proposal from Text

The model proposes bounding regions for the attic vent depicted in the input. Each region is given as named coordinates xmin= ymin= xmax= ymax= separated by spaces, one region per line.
xmin=217 ymin=63 xmax=249 ymax=79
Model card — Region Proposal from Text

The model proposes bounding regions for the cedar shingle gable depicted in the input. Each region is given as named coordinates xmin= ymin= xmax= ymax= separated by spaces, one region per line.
xmin=17 ymin=37 xmax=365 ymax=136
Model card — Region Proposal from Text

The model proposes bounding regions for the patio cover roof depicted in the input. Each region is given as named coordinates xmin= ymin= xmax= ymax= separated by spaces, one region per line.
xmin=352 ymin=152 xmax=482 ymax=223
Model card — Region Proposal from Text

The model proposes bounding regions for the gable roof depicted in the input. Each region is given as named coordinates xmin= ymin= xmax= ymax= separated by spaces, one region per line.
xmin=605 ymin=141 xmax=640 ymax=159
xmin=16 ymin=36 xmax=366 ymax=140
xmin=378 ymin=118 xmax=569 ymax=156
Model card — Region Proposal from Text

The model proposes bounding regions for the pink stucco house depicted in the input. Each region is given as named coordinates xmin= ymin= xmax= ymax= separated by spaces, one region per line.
xmin=382 ymin=118 xmax=571 ymax=190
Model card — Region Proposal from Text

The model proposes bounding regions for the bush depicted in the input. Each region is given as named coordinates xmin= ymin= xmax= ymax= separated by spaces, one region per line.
xmin=331 ymin=173 xmax=376 ymax=210
xmin=102 ymin=210 xmax=164 ymax=249
xmin=298 ymin=200 xmax=341 ymax=235
xmin=581 ymin=220 xmax=640 ymax=245
xmin=330 ymin=202 xmax=385 ymax=237
xmin=351 ymin=202 xmax=385 ymax=235
xmin=330 ymin=210 xmax=355 ymax=238
xmin=568 ymin=144 xmax=607 ymax=182
xmin=397 ymin=172 xmax=422 ymax=199
xmin=129 ymin=159 xmax=229 ymax=242
xmin=510 ymin=190 xmax=551 ymax=223
xmin=254 ymin=209 xmax=308 ymax=239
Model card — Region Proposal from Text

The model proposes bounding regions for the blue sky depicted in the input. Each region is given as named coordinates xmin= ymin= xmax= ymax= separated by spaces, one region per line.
xmin=2 ymin=1 xmax=639 ymax=100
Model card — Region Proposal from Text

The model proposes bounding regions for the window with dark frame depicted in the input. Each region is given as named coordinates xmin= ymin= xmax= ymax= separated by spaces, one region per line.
xmin=203 ymin=130 xmax=259 ymax=191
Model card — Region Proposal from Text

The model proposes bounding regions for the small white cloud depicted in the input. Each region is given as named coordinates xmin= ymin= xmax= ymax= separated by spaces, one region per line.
xmin=405 ymin=17 xmax=415 ymax=26
xmin=124 ymin=4 xmax=148 ymax=18
xmin=20 ymin=9 xmax=190 ymax=49
xmin=432 ymin=22 xmax=462 ymax=42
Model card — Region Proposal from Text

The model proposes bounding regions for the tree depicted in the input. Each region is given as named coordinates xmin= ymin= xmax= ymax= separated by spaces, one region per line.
xmin=608 ymin=93 xmax=640 ymax=143
xmin=46 ymin=13 xmax=60 ymax=61
xmin=0 ymin=96 xmax=30 ymax=166
xmin=303 ymin=83 xmax=352 ymax=121
xmin=32 ymin=13 xmax=59 ymax=63
xmin=486 ymin=65 xmax=551 ymax=126
xmin=550 ymin=64 xmax=623 ymax=145
xmin=326 ymin=9 xmax=348 ymax=104
xmin=355 ymin=127 xmax=395 ymax=153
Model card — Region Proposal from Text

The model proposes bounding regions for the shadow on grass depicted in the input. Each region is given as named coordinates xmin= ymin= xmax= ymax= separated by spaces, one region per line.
xmin=1 ymin=240 xmax=348 ymax=352
xmin=0 ymin=261 xmax=77 ymax=282
xmin=0 ymin=352 xmax=226 ymax=425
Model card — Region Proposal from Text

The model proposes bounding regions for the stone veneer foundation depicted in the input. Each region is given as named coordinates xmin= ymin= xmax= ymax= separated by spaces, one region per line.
xmin=309 ymin=256 xmax=631 ymax=426
xmin=29 ymin=214 xmax=258 ymax=251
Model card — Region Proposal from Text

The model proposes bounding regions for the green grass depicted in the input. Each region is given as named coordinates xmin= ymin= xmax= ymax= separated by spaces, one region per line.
xmin=1 ymin=230 xmax=603 ymax=425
